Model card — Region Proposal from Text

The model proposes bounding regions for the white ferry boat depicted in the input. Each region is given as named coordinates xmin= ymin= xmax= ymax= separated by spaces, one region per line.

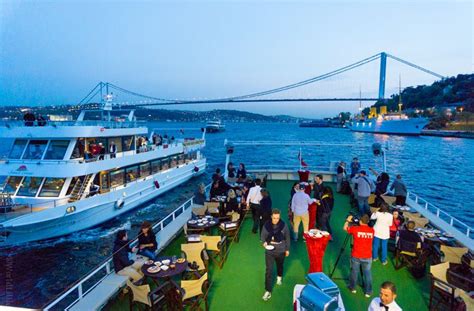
xmin=348 ymin=106 xmax=429 ymax=135
xmin=205 ymin=119 xmax=225 ymax=133
xmin=0 ymin=100 xmax=206 ymax=246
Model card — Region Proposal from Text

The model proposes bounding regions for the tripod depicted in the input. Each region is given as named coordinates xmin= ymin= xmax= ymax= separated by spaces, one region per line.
xmin=330 ymin=233 xmax=351 ymax=279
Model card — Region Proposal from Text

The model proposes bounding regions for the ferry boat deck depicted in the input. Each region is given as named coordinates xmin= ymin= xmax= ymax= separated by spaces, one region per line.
xmin=106 ymin=180 xmax=431 ymax=311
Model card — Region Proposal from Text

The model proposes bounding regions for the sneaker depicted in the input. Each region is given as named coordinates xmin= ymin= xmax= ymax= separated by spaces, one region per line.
xmin=276 ymin=276 xmax=282 ymax=285
xmin=262 ymin=291 xmax=272 ymax=301
xmin=365 ymin=293 xmax=371 ymax=298
xmin=373 ymin=258 xmax=378 ymax=262
xmin=382 ymin=261 xmax=388 ymax=265
xmin=349 ymin=288 xmax=357 ymax=294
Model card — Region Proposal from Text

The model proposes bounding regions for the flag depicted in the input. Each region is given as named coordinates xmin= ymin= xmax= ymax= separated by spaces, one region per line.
xmin=298 ymin=151 xmax=308 ymax=167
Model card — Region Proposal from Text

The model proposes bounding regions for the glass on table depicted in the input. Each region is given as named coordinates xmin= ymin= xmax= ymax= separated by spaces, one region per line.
xmin=172 ymin=255 xmax=177 ymax=264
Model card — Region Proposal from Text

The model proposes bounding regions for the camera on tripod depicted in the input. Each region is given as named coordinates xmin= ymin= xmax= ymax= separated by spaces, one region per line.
xmin=346 ymin=212 xmax=360 ymax=225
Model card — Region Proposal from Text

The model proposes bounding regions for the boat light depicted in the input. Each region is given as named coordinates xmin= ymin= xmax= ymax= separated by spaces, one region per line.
xmin=66 ymin=206 xmax=76 ymax=213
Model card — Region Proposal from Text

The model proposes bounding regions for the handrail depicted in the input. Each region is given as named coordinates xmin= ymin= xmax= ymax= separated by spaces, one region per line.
xmin=0 ymin=120 xmax=146 ymax=129
xmin=43 ymin=184 xmax=211 ymax=311
xmin=407 ymin=191 xmax=473 ymax=239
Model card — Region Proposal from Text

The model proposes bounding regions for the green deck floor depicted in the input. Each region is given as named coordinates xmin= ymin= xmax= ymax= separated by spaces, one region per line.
xmin=108 ymin=180 xmax=430 ymax=310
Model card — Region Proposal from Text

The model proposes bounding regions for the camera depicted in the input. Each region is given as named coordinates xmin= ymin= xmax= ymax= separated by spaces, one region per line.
xmin=346 ymin=212 xmax=360 ymax=225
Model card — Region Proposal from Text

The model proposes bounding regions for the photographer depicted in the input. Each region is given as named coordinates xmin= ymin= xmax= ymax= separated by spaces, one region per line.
xmin=344 ymin=214 xmax=375 ymax=297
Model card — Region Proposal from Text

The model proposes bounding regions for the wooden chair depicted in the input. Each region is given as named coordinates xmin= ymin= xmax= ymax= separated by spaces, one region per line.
xmin=381 ymin=195 xmax=397 ymax=206
xmin=200 ymin=235 xmax=227 ymax=268
xmin=218 ymin=221 xmax=240 ymax=243
xmin=191 ymin=204 xmax=207 ymax=216
xmin=204 ymin=202 xmax=220 ymax=215
xmin=126 ymin=279 xmax=170 ymax=310
xmin=184 ymin=224 xmax=206 ymax=237
xmin=405 ymin=214 xmax=429 ymax=228
xmin=394 ymin=239 xmax=427 ymax=276
xmin=428 ymin=262 xmax=471 ymax=311
xmin=179 ymin=272 xmax=209 ymax=311
xmin=181 ymin=242 xmax=208 ymax=272
xmin=440 ymin=245 xmax=468 ymax=264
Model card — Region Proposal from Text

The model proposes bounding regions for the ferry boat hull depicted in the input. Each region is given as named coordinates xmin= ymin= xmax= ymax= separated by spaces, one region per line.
xmin=0 ymin=159 xmax=206 ymax=246
xmin=348 ymin=118 xmax=429 ymax=135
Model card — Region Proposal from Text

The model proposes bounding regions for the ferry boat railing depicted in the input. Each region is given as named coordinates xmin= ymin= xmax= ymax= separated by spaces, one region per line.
xmin=0 ymin=120 xmax=146 ymax=129
xmin=407 ymin=191 xmax=473 ymax=240
xmin=43 ymin=185 xmax=210 ymax=311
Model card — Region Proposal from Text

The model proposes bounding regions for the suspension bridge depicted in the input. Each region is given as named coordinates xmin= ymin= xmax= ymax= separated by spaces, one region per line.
xmin=78 ymin=52 xmax=445 ymax=107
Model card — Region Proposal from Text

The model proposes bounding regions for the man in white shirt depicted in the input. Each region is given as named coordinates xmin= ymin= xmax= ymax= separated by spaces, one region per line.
xmin=368 ymin=281 xmax=402 ymax=311
xmin=246 ymin=178 xmax=262 ymax=234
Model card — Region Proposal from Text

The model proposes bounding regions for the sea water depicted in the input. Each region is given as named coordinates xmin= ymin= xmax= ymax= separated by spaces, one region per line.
xmin=0 ymin=122 xmax=473 ymax=308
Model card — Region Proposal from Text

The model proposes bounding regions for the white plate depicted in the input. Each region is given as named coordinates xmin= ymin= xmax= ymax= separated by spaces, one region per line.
xmin=154 ymin=261 xmax=161 ymax=266
xmin=147 ymin=266 xmax=160 ymax=273
xmin=162 ymin=259 xmax=171 ymax=265
xmin=161 ymin=265 xmax=169 ymax=271
xmin=198 ymin=223 xmax=205 ymax=226
xmin=188 ymin=220 xmax=197 ymax=224
xmin=265 ymin=245 xmax=275 ymax=250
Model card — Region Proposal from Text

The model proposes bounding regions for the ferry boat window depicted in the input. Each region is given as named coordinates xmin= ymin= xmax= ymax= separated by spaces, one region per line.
xmin=140 ymin=163 xmax=151 ymax=177
xmin=8 ymin=139 xmax=28 ymax=159
xmin=4 ymin=176 xmax=23 ymax=194
xmin=71 ymin=139 xmax=85 ymax=159
xmin=178 ymin=154 xmax=185 ymax=165
xmin=110 ymin=169 xmax=124 ymax=188
xmin=66 ymin=177 xmax=81 ymax=195
xmin=23 ymin=140 xmax=48 ymax=160
xmin=161 ymin=158 xmax=170 ymax=170
xmin=100 ymin=172 xmax=110 ymax=192
xmin=108 ymin=137 xmax=122 ymax=153
xmin=126 ymin=166 xmax=139 ymax=182
xmin=170 ymin=156 xmax=178 ymax=168
xmin=151 ymin=160 xmax=161 ymax=174
xmin=16 ymin=177 xmax=43 ymax=197
xmin=44 ymin=140 xmax=69 ymax=160
xmin=122 ymin=136 xmax=135 ymax=152
xmin=39 ymin=178 xmax=65 ymax=197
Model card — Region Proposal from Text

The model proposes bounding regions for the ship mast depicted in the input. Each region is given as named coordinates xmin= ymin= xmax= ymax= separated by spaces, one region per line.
xmin=398 ymin=74 xmax=403 ymax=113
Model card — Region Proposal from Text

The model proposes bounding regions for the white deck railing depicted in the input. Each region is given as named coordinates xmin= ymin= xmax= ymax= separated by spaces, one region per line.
xmin=43 ymin=196 xmax=195 ymax=311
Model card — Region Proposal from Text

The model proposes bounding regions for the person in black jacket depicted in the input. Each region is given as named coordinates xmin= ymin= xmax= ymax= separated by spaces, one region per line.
xmin=113 ymin=230 xmax=144 ymax=282
xmin=312 ymin=174 xmax=326 ymax=229
xmin=138 ymin=221 xmax=157 ymax=260
xmin=225 ymin=189 xmax=240 ymax=214
xmin=319 ymin=187 xmax=334 ymax=235
xmin=236 ymin=163 xmax=247 ymax=181
xmin=259 ymin=189 xmax=272 ymax=234
xmin=227 ymin=162 xmax=236 ymax=178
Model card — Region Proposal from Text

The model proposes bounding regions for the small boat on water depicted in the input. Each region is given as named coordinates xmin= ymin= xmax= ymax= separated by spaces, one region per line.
xmin=0 ymin=95 xmax=207 ymax=246
xmin=205 ymin=119 xmax=225 ymax=133
xmin=299 ymin=119 xmax=331 ymax=128
xmin=347 ymin=105 xmax=429 ymax=135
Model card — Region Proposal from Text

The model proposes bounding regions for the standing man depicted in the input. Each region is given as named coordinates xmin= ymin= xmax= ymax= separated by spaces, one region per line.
xmin=352 ymin=170 xmax=375 ymax=215
xmin=350 ymin=157 xmax=361 ymax=178
xmin=390 ymin=175 xmax=407 ymax=206
xmin=344 ymin=214 xmax=375 ymax=297
xmin=312 ymin=174 xmax=326 ymax=229
xmin=336 ymin=161 xmax=347 ymax=192
xmin=247 ymin=178 xmax=263 ymax=234
xmin=109 ymin=141 xmax=117 ymax=159
xmin=368 ymin=281 xmax=402 ymax=310
xmin=291 ymin=183 xmax=317 ymax=241
xmin=261 ymin=209 xmax=291 ymax=301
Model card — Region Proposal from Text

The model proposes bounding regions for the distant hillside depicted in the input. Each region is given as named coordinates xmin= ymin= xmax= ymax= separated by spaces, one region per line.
xmin=0 ymin=105 xmax=300 ymax=123
xmin=373 ymin=74 xmax=474 ymax=112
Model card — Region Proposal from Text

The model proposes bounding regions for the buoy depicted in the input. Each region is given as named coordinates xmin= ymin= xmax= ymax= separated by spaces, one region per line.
xmin=154 ymin=180 xmax=160 ymax=189
xmin=115 ymin=199 xmax=124 ymax=209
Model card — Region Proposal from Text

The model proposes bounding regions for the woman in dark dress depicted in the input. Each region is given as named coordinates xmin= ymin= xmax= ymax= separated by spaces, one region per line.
xmin=225 ymin=189 xmax=240 ymax=213
xmin=138 ymin=221 xmax=157 ymax=260
xmin=259 ymin=189 xmax=272 ymax=234
xmin=227 ymin=162 xmax=236 ymax=178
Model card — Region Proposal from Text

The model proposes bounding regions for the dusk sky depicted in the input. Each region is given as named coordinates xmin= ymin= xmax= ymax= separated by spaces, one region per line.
xmin=0 ymin=0 xmax=472 ymax=118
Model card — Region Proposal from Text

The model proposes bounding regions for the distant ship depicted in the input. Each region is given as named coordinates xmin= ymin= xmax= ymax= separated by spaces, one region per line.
xmin=299 ymin=119 xmax=331 ymax=128
xmin=347 ymin=105 xmax=428 ymax=135
xmin=205 ymin=119 xmax=225 ymax=133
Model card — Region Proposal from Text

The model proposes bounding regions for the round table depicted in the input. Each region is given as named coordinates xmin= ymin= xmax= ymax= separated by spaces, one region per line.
xmin=141 ymin=257 xmax=188 ymax=279
xmin=303 ymin=232 xmax=331 ymax=273
xmin=187 ymin=216 xmax=219 ymax=230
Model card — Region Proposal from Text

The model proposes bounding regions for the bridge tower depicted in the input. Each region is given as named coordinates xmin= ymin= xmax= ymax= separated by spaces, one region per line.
xmin=378 ymin=52 xmax=387 ymax=100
